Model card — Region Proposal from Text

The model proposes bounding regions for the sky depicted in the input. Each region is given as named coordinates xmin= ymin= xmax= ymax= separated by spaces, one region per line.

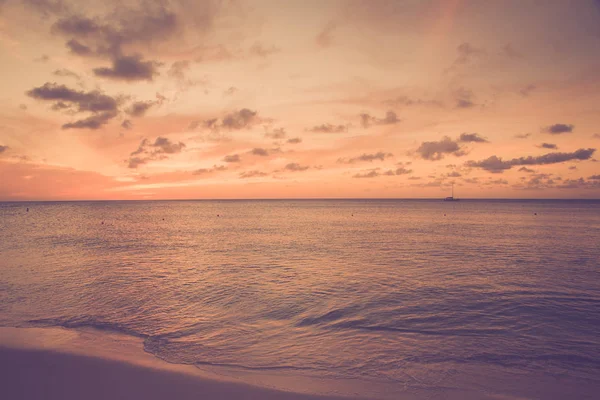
xmin=1 ymin=0 xmax=600 ymax=200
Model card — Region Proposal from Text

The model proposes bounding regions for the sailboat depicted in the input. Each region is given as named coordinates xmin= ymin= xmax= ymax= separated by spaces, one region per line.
xmin=443 ymin=183 xmax=459 ymax=201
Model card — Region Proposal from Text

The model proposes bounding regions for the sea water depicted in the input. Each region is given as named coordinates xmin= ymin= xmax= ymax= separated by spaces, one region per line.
xmin=1 ymin=200 xmax=599 ymax=399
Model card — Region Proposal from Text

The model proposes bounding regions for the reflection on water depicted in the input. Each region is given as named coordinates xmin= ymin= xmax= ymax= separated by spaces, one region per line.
xmin=1 ymin=200 xmax=599 ymax=398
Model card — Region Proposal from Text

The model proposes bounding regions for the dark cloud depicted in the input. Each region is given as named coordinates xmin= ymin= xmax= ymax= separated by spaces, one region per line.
xmin=152 ymin=137 xmax=185 ymax=154
xmin=360 ymin=110 xmax=399 ymax=128
xmin=286 ymin=137 xmax=302 ymax=144
xmin=459 ymin=133 xmax=488 ymax=143
xmin=93 ymin=55 xmax=159 ymax=81
xmin=447 ymin=171 xmax=462 ymax=178
xmin=265 ymin=128 xmax=286 ymax=139
xmin=218 ymin=109 xmax=258 ymax=130
xmin=62 ymin=111 xmax=117 ymax=129
xmin=0 ymin=145 xmax=9 ymax=154
xmin=239 ymin=170 xmax=268 ymax=178
xmin=121 ymin=119 xmax=132 ymax=129
xmin=415 ymin=136 xmax=467 ymax=160
xmin=538 ymin=143 xmax=558 ymax=149
xmin=127 ymin=156 xmax=147 ymax=169
xmin=395 ymin=167 xmax=412 ymax=175
xmin=251 ymin=148 xmax=269 ymax=156
xmin=66 ymin=39 xmax=93 ymax=56
xmin=454 ymin=87 xmax=476 ymax=109
xmin=126 ymin=136 xmax=186 ymax=168
xmin=126 ymin=100 xmax=155 ymax=117
xmin=456 ymin=99 xmax=475 ymax=108
xmin=223 ymin=154 xmax=241 ymax=163
xmin=589 ymin=175 xmax=600 ymax=180
xmin=53 ymin=68 xmax=80 ymax=79
xmin=26 ymin=83 xmax=118 ymax=113
xmin=193 ymin=165 xmax=227 ymax=175
xmin=518 ymin=167 xmax=535 ymax=173
xmin=307 ymin=123 xmax=347 ymax=133
xmin=26 ymin=83 xmax=119 ymax=129
xmin=514 ymin=133 xmax=531 ymax=139
xmin=353 ymin=167 xmax=412 ymax=178
xmin=224 ymin=87 xmax=238 ymax=96
xmin=338 ymin=151 xmax=393 ymax=164
xmin=353 ymin=169 xmax=380 ymax=178
xmin=284 ymin=163 xmax=309 ymax=172
xmin=543 ymin=123 xmax=574 ymax=134
xmin=466 ymin=148 xmax=596 ymax=173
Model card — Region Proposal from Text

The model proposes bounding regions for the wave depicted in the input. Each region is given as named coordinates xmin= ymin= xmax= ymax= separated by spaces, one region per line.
xmin=26 ymin=316 xmax=149 ymax=339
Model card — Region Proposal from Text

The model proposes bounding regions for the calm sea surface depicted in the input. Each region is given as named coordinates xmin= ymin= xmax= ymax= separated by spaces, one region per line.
xmin=1 ymin=200 xmax=599 ymax=399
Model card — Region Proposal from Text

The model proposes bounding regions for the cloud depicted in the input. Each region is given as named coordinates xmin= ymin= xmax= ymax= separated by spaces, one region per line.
xmin=126 ymin=136 xmax=186 ymax=168
xmin=316 ymin=21 xmax=336 ymax=48
xmin=383 ymin=95 xmax=443 ymax=108
xmin=415 ymin=136 xmax=467 ymax=160
xmin=307 ymin=123 xmax=347 ymax=133
xmin=53 ymin=68 xmax=81 ymax=79
xmin=360 ymin=111 xmax=399 ymax=128
xmin=589 ymin=175 xmax=600 ymax=180
xmin=121 ymin=119 xmax=132 ymax=129
xmin=224 ymin=87 xmax=238 ymax=96
xmin=62 ymin=111 xmax=117 ymax=129
xmin=93 ymin=55 xmax=159 ymax=81
xmin=26 ymin=82 xmax=120 ymax=129
xmin=193 ymin=165 xmax=227 ymax=175
xmin=222 ymin=154 xmax=241 ymax=163
xmin=543 ymin=123 xmax=574 ymax=134
xmin=455 ymin=42 xmax=485 ymax=64
xmin=466 ymin=148 xmax=596 ymax=173
xmin=338 ymin=151 xmax=393 ymax=164
xmin=26 ymin=83 xmax=118 ymax=113
xmin=66 ymin=39 xmax=93 ymax=56
xmin=514 ymin=133 xmax=531 ymax=139
xmin=152 ymin=137 xmax=185 ymax=154
xmin=251 ymin=148 xmax=269 ymax=156
xmin=239 ymin=170 xmax=268 ymax=178
xmin=538 ymin=143 xmax=558 ymax=149
xmin=453 ymin=87 xmax=477 ymax=109
xmin=353 ymin=167 xmax=412 ymax=178
xmin=284 ymin=163 xmax=309 ymax=172
xmin=265 ymin=128 xmax=286 ymax=139
xmin=167 ymin=60 xmax=190 ymax=80
xmin=459 ymin=133 xmax=489 ymax=143
xmin=286 ymin=137 xmax=302 ymax=144
xmin=126 ymin=100 xmax=155 ymax=117
xmin=518 ymin=167 xmax=535 ymax=173
xmin=447 ymin=171 xmax=462 ymax=178
xmin=207 ymin=108 xmax=258 ymax=130
xmin=0 ymin=145 xmax=9 ymax=154
xmin=593 ymin=133 xmax=600 ymax=139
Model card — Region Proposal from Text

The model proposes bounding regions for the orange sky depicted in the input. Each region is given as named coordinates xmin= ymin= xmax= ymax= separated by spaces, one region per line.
xmin=1 ymin=0 xmax=599 ymax=200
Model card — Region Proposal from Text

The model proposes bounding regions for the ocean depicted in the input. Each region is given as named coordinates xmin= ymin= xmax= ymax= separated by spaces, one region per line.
xmin=1 ymin=199 xmax=599 ymax=399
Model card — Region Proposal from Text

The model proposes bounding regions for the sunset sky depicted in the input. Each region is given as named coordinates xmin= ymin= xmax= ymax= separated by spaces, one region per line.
xmin=1 ymin=0 xmax=600 ymax=200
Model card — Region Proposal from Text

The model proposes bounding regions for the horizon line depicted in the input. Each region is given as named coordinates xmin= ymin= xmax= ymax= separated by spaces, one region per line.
xmin=1 ymin=197 xmax=599 ymax=203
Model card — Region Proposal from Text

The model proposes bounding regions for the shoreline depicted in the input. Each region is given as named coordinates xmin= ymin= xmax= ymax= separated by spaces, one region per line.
xmin=0 ymin=326 xmax=376 ymax=400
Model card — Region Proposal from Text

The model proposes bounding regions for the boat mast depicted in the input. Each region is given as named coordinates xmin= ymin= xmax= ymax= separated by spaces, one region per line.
xmin=452 ymin=183 xmax=454 ymax=198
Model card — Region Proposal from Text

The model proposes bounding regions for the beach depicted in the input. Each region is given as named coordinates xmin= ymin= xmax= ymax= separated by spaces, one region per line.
xmin=0 ymin=327 xmax=370 ymax=400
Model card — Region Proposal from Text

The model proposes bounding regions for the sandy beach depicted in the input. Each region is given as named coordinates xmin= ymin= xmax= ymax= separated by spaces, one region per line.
xmin=0 ymin=327 xmax=364 ymax=400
